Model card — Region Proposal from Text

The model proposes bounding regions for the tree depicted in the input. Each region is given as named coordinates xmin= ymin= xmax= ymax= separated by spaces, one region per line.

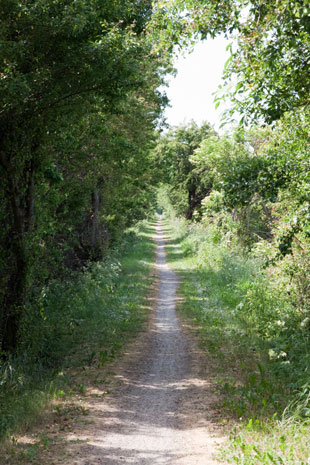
xmin=154 ymin=121 xmax=216 ymax=219
xmin=0 ymin=0 xmax=170 ymax=352
xmin=222 ymin=0 xmax=310 ymax=123
xmin=150 ymin=0 xmax=310 ymax=123
xmin=190 ymin=131 xmax=277 ymax=240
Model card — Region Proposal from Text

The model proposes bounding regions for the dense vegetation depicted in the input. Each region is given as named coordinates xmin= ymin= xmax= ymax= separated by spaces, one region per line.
xmin=156 ymin=116 xmax=310 ymax=463
xmin=1 ymin=0 xmax=310 ymax=461
xmin=0 ymin=0 xmax=170 ymax=441
xmin=151 ymin=1 xmax=310 ymax=462
xmin=156 ymin=115 xmax=310 ymax=389
xmin=0 ymin=0 xmax=172 ymax=355
xmin=0 ymin=221 xmax=156 ymax=443
xmin=153 ymin=0 xmax=310 ymax=403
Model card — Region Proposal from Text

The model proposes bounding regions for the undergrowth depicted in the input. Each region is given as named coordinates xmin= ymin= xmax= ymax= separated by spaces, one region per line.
xmin=0 ymin=221 xmax=155 ymax=442
xmin=164 ymin=215 xmax=310 ymax=465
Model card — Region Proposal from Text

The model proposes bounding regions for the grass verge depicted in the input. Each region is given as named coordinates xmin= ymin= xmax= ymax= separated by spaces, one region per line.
xmin=163 ymin=215 xmax=310 ymax=465
xmin=0 ymin=221 xmax=156 ymax=458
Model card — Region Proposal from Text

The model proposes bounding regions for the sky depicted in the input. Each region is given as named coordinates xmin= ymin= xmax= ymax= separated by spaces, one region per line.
xmin=163 ymin=35 xmax=231 ymax=132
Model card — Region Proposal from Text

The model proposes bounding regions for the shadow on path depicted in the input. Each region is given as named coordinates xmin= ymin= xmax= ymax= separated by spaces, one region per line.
xmin=48 ymin=220 xmax=226 ymax=465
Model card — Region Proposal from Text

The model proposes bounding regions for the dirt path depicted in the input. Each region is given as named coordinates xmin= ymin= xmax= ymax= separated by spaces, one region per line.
xmin=57 ymin=221 xmax=226 ymax=464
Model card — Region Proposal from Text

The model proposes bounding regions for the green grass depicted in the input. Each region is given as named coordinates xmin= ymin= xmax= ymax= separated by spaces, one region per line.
xmin=163 ymin=215 xmax=310 ymax=465
xmin=0 ymin=220 xmax=156 ymax=443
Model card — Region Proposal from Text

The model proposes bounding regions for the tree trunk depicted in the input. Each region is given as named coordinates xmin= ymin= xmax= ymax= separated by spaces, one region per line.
xmin=186 ymin=186 xmax=208 ymax=221
xmin=89 ymin=181 xmax=103 ymax=260
xmin=186 ymin=188 xmax=196 ymax=220
xmin=0 ymin=156 xmax=36 ymax=353
xmin=1 ymin=238 xmax=27 ymax=353
xmin=91 ymin=189 xmax=100 ymax=249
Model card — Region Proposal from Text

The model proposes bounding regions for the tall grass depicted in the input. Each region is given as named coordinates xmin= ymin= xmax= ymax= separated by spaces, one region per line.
xmin=164 ymin=215 xmax=310 ymax=465
xmin=0 ymin=221 xmax=155 ymax=441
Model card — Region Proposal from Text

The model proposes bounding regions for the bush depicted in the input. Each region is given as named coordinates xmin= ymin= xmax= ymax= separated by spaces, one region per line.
xmin=0 ymin=221 xmax=154 ymax=439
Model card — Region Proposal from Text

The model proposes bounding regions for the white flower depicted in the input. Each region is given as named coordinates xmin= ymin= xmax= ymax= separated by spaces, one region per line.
xmin=268 ymin=349 xmax=277 ymax=360
xmin=301 ymin=317 xmax=310 ymax=328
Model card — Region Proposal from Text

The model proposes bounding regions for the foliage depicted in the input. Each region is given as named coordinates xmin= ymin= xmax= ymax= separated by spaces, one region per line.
xmin=153 ymin=121 xmax=216 ymax=218
xmin=222 ymin=0 xmax=310 ymax=123
xmin=0 ymin=221 xmax=155 ymax=440
xmin=164 ymin=210 xmax=310 ymax=465
xmin=151 ymin=0 xmax=310 ymax=124
xmin=0 ymin=0 xmax=171 ymax=352
xmin=156 ymin=103 xmax=310 ymax=465
xmin=149 ymin=0 xmax=238 ymax=51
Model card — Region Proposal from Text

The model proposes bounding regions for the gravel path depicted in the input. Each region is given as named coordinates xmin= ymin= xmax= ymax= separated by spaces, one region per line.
xmin=63 ymin=221 xmax=226 ymax=465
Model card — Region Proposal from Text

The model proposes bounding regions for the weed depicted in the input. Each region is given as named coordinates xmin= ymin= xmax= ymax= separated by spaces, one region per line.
xmin=164 ymin=214 xmax=310 ymax=465
xmin=0 ymin=221 xmax=155 ymax=443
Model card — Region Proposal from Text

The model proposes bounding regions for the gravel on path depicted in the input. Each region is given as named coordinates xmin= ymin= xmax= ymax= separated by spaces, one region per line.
xmin=62 ymin=220 xmax=227 ymax=465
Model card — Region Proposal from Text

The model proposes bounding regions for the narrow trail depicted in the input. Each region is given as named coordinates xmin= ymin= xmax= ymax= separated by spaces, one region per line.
xmin=62 ymin=221 xmax=226 ymax=465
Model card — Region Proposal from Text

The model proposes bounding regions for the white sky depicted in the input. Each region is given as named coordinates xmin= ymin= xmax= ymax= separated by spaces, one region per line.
xmin=163 ymin=35 xmax=231 ymax=132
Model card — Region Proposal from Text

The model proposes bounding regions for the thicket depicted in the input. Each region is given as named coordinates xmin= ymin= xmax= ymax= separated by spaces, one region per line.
xmin=1 ymin=0 xmax=310 ymax=458
xmin=0 ymin=221 xmax=155 ymax=440
xmin=0 ymin=0 xmax=172 ymax=355
xmin=155 ymin=111 xmax=310 ymax=414
xmin=161 ymin=211 xmax=310 ymax=464
xmin=153 ymin=0 xmax=310 ymax=405
xmin=152 ymin=1 xmax=310 ymax=461
xmin=0 ymin=0 xmax=172 ymax=441
xmin=154 ymin=107 xmax=310 ymax=465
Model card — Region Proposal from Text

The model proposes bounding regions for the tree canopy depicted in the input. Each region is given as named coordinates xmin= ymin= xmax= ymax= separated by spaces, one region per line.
xmin=151 ymin=0 xmax=310 ymax=123
xmin=0 ymin=0 xmax=171 ymax=352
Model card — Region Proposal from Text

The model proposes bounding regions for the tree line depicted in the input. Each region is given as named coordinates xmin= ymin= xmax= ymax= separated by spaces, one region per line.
xmin=0 ymin=0 xmax=173 ymax=353
xmin=1 ymin=0 xmax=309 ymax=358
xmin=153 ymin=0 xmax=310 ymax=405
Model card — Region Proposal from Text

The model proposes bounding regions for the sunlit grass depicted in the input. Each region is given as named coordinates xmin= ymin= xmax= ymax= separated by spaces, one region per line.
xmin=0 ymin=221 xmax=156 ymax=444
xmin=163 ymin=215 xmax=310 ymax=465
